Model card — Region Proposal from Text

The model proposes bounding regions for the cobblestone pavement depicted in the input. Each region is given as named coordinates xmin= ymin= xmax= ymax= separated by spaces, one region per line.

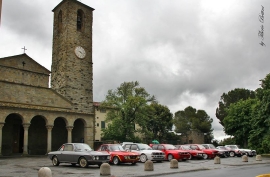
xmin=0 ymin=156 xmax=270 ymax=177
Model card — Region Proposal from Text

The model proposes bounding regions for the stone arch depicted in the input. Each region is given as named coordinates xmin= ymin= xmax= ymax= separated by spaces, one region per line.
xmin=2 ymin=113 xmax=24 ymax=156
xmin=51 ymin=117 xmax=68 ymax=151
xmin=72 ymin=118 xmax=86 ymax=143
xmin=28 ymin=115 xmax=47 ymax=155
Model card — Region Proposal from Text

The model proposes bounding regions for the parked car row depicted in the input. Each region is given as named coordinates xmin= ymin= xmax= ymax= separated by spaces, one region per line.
xmin=47 ymin=143 xmax=256 ymax=168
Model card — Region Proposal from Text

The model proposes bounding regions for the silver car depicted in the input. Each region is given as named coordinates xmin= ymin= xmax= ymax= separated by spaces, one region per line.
xmin=123 ymin=143 xmax=165 ymax=163
xmin=48 ymin=143 xmax=110 ymax=168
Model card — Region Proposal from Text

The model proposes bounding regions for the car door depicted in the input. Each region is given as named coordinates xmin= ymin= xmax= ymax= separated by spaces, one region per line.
xmin=61 ymin=144 xmax=74 ymax=162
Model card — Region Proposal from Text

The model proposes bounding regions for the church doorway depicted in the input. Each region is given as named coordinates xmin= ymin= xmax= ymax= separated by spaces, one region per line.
xmin=72 ymin=119 xmax=85 ymax=143
xmin=28 ymin=116 xmax=47 ymax=155
xmin=52 ymin=117 xmax=67 ymax=151
xmin=2 ymin=114 xmax=24 ymax=156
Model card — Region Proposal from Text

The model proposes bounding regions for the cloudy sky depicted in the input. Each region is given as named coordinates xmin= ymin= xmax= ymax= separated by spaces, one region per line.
xmin=0 ymin=0 xmax=269 ymax=141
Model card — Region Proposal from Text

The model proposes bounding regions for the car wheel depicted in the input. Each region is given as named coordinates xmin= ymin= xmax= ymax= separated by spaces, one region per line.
xmin=140 ymin=154 xmax=148 ymax=163
xmin=167 ymin=154 xmax=174 ymax=161
xmin=52 ymin=156 xmax=60 ymax=166
xmin=202 ymin=154 xmax=208 ymax=159
xmin=79 ymin=157 xmax=88 ymax=168
xmin=113 ymin=156 xmax=120 ymax=165
xmin=229 ymin=151 xmax=235 ymax=157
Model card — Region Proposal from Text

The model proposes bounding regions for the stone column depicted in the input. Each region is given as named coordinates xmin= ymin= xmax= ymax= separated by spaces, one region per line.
xmin=0 ymin=122 xmax=5 ymax=156
xmin=66 ymin=126 xmax=73 ymax=143
xmin=23 ymin=123 xmax=31 ymax=155
xmin=46 ymin=125 xmax=53 ymax=153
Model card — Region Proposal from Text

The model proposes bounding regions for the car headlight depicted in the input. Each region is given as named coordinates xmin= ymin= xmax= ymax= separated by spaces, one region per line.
xmin=95 ymin=156 xmax=99 ymax=160
xmin=124 ymin=156 xmax=128 ymax=159
xmin=107 ymin=156 xmax=110 ymax=160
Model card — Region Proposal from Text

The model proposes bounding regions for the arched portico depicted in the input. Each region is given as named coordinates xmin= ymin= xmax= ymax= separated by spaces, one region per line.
xmin=72 ymin=118 xmax=85 ymax=143
xmin=28 ymin=116 xmax=47 ymax=155
xmin=2 ymin=114 xmax=24 ymax=156
xmin=52 ymin=117 xmax=68 ymax=151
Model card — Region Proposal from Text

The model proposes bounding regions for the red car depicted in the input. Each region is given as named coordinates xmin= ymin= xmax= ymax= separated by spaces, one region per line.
xmin=97 ymin=144 xmax=140 ymax=165
xmin=174 ymin=145 xmax=207 ymax=159
xmin=150 ymin=144 xmax=191 ymax=161
xmin=187 ymin=144 xmax=219 ymax=159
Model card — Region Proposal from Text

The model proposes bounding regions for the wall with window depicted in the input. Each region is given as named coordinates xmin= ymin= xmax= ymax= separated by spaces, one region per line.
xmin=93 ymin=102 xmax=108 ymax=141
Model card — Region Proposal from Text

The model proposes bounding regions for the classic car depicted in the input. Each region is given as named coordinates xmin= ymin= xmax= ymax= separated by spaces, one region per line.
xmin=202 ymin=144 xmax=230 ymax=157
xmin=174 ymin=145 xmax=207 ymax=159
xmin=122 ymin=143 xmax=165 ymax=162
xmin=97 ymin=144 xmax=140 ymax=165
xmin=47 ymin=143 xmax=110 ymax=168
xmin=150 ymin=144 xmax=191 ymax=161
xmin=187 ymin=144 xmax=219 ymax=159
xmin=216 ymin=146 xmax=239 ymax=157
xmin=225 ymin=145 xmax=256 ymax=157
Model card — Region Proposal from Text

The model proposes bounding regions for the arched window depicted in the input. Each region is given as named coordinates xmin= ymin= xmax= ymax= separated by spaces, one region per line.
xmin=77 ymin=9 xmax=84 ymax=31
xmin=58 ymin=10 xmax=63 ymax=32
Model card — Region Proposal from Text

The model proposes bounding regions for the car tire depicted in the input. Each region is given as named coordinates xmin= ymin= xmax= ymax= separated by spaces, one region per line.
xmin=113 ymin=156 xmax=120 ymax=165
xmin=167 ymin=154 xmax=174 ymax=161
xmin=229 ymin=151 xmax=235 ymax=157
xmin=140 ymin=154 xmax=148 ymax=163
xmin=52 ymin=156 xmax=60 ymax=166
xmin=202 ymin=154 xmax=208 ymax=159
xmin=79 ymin=157 xmax=88 ymax=168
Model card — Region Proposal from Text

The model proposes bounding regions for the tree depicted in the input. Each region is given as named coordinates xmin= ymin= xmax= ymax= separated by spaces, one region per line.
xmin=249 ymin=73 xmax=270 ymax=153
xmin=100 ymin=81 xmax=155 ymax=142
xmin=174 ymin=106 xmax=213 ymax=138
xmin=216 ymin=88 xmax=256 ymax=126
xmin=223 ymin=98 xmax=256 ymax=147
xmin=140 ymin=103 xmax=173 ymax=143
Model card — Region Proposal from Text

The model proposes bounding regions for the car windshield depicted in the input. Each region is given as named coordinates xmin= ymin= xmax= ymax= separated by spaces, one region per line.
xmin=164 ymin=144 xmax=176 ymax=150
xmin=109 ymin=145 xmax=125 ymax=151
xmin=137 ymin=144 xmax=152 ymax=150
xmin=209 ymin=144 xmax=216 ymax=149
xmin=227 ymin=145 xmax=238 ymax=149
xmin=74 ymin=143 xmax=92 ymax=151
xmin=197 ymin=145 xmax=205 ymax=149
xmin=180 ymin=145 xmax=191 ymax=150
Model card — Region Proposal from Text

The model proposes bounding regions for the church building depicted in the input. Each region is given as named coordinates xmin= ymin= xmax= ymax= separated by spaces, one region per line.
xmin=0 ymin=0 xmax=95 ymax=156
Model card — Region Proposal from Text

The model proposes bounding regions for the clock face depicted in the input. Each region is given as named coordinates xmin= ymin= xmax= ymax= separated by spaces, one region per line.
xmin=74 ymin=46 xmax=86 ymax=59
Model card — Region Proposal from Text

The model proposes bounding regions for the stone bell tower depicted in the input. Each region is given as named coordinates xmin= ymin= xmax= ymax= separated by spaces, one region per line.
xmin=51 ymin=0 xmax=94 ymax=113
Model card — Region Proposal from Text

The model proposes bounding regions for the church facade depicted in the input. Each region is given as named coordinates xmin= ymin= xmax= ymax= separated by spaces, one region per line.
xmin=0 ymin=0 xmax=95 ymax=156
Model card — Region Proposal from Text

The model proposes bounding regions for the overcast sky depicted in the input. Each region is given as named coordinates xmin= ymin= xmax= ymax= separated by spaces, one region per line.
xmin=0 ymin=0 xmax=269 ymax=141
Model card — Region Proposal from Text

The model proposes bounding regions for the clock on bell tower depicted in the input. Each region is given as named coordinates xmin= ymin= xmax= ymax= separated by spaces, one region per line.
xmin=51 ymin=0 xmax=95 ymax=113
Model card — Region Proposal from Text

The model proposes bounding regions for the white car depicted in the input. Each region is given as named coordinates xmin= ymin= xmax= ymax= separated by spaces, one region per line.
xmin=122 ymin=143 xmax=165 ymax=162
xmin=225 ymin=145 xmax=256 ymax=157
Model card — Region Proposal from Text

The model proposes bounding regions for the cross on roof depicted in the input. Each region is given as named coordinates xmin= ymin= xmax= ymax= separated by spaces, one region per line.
xmin=22 ymin=46 xmax=27 ymax=53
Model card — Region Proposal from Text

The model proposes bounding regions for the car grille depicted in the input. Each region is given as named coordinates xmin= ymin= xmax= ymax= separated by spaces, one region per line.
xmin=129 ymin=156 xmax=137 ymax=159
xmin=179 ymin=152 xmax=189 ymax=155
xmin=152 ymin=152 xmax=164 ymax=155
